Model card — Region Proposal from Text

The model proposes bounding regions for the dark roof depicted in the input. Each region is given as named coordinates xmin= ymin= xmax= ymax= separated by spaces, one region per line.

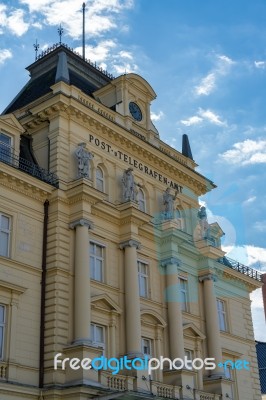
xmin=256 ymin=341 xmax=266 ymax=394
xmin=3 ymin=44 xmax=113 ymax=115
xmin=4 ymin=68 xmax=57 ymax=114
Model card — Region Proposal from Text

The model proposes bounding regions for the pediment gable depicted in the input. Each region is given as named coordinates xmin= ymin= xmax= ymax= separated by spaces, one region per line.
xmin=183 ymin=322 xmax=205 ymax=340
xmin=0 ymin=113 xmax=24 ymax=134
xmin=91 ymin=294 xmax=122 ymax=314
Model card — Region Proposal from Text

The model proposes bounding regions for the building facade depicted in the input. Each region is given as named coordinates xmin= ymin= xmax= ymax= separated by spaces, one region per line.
xmin=0 ymin=43 xmax=262 ymax=400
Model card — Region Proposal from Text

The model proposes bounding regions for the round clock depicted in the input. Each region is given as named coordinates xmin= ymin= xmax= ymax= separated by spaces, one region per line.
xmin=129 ymin=102 xmax=142 ymax=121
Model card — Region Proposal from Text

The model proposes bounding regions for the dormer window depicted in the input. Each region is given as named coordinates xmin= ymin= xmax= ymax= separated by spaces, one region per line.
xmin=0 ymin=132 xmax=12 ymax=163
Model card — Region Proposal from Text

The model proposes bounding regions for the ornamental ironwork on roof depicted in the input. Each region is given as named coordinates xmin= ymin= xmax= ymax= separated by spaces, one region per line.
xmin=218 ymin=256 xmax=262 ymax=282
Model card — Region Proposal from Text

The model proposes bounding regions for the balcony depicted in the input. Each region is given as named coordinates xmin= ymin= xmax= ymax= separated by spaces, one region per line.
xmin=218 ymin=256 xmax=261 ymax=282
xmin=0 ymin=145 xmax=58 ymax=188
xmin=98 ymin=371 xmax=223 ymax=399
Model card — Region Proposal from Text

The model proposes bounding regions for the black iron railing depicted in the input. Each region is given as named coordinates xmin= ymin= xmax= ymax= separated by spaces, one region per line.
xmin=218 ymin=256 xmax=262 ymax=282
xmin=0 ymin=146 xmax=58 ymax=188
xmin=36 ymin=42 xmax=115 ymax=80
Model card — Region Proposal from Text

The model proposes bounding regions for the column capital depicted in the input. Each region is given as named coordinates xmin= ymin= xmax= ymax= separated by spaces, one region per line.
xmin=119 ymin=239 xmax=141 ymax=250
xmin=69 ymin=218 xmax=94 ymax=230
xmin=161 ymin=257 xmax=180 ymax=268
xmin=199 ymin=273 xmax=217 ymax=283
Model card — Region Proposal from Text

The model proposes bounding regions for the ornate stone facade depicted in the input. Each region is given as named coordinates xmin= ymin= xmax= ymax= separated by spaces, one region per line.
xmin=0 ymin=44 xmax=262 ymax=399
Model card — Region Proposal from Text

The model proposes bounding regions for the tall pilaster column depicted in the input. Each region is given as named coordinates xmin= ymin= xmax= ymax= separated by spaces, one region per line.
xmin=162 ymin=257 xmax=185 ymax=360
xmin=70 ymin=218 xmax=93 ymax=344
xmin=120 ymin=239 xmax=142 ymax=357
xmin=199 ymin=274 xmax=224 ymax=377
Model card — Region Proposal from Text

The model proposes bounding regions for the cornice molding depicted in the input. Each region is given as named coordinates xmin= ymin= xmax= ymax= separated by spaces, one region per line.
xmin=20 ymin=96 xmax=211 ymax=196
xmin=0 ymin=168 xmax=52 ymax=201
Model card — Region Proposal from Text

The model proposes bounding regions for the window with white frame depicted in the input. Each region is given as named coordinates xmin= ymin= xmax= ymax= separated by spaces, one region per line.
xmin=138 ymin=188 xmax=146 ymax=212
xmin=0 ymin=213 xmax=11 ymax=258
xmin=0 ymin=305 xmax=6 ymax=360
xmin=90 ymin=242 xmax=104 ymax=282
xmin=90 ymin=323 xmax=105 ymax=350
xmin=142 ymin=337 xmax=152 ymax=357
xmin=96 ymin=167 xmax=104 ymax=192
xmin=179 ymin=277 xmax=188 ymax=312
xmin=217 ymin=299 xmax=227 ymax=331
xmin=0 ymin=132 xmax=12 ymax=163
xmin=184 ymin=349 xmax=193 ymax=369
xmin=138 ymin=261 xmax=149 ymax=298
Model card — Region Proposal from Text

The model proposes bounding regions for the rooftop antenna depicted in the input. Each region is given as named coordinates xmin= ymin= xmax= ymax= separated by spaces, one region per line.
xmin=82 ymin=2 xmax=86 ymax=59
xmin=33 ymin=39 xmax=39 ymax=61
xmin=58 ymin=24 xmax=64 ymax=45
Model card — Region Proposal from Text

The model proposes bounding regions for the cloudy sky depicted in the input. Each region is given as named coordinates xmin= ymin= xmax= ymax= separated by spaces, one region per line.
xmin=0 ymin=0 xmax=265 ymax=340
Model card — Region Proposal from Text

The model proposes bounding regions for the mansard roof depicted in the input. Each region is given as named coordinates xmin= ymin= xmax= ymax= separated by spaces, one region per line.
xmin=3 ymin=43 xmax=114 ymax=115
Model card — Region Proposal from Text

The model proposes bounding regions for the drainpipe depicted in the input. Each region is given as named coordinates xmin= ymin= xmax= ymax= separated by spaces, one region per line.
xmin=39 ymin=199 xmax=49 ymax=388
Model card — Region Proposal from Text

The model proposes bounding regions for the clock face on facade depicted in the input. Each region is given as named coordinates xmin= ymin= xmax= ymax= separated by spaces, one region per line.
xmin=129 ymin=102 xmax=142 ymax=121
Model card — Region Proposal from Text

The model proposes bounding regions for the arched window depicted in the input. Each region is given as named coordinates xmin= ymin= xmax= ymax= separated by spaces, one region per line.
xmin=96 ymin=167 xmax=104 ymax=192
xmin=138 ymin=188 xmax=146 ymax=212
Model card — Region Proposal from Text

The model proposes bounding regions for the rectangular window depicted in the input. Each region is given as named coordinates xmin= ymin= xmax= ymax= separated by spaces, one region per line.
xmin=90 ymin=242 xmax=104 ymax=282
xmin=138 ymin=261 xmax=149 ymax=298
xmin=142 ymin=337 xmax=152 ymax=357
xmin=90 ymin=323 xmax=105 ymax=349
xmin=185 ymin=349 xmax=193 ymax=369
xmin=0 ymin=305 xmax=6 ymax=360
xmin=0 ymin=213 xmax=11 ymax=258
xmin=0 ymin=133 xmax=12 ymax=164
xmin=217 ymin=299 xmax=227 ymax=331
xmin=179 ymin=277 xmax=188 ymax=312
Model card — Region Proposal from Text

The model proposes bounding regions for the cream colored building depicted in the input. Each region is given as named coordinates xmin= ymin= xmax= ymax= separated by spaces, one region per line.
xmin=0 ymin=44 xmax=262 ymax=400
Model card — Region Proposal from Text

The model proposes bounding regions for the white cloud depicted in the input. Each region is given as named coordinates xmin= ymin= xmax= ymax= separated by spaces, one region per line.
xmin=198 ymin=108 xmax=226 ymax=126
xmin=113 ymin=62 xmax=138 ymax=74
xmin=195 ymin=72 xmax=216 ymax=96
xmin=243 ymin=196 xmax=257 ymax=206
xmin=250 ymin=289 xmax=266 ymax=341
xmin=181 ymin=115 xmax=203 ymax=126
xmin=151 ymin=111 xmax=164 ymax=122
xmin=181 ymin=108 xmax=226 ymax=127
xmin=223 ymin=244 xmax=266 ymax=270
xmin=0 ymin=49 xmax=12 ymax=65
xmin=118 ymin=50 xmax=133 ymax=60
xmin=0 ymin=4 xmax=29 ymax=36
xmin=194 ymin=54 xmax=235 ymax=96
xmin=254 ymin=61 xmax=266 ymax=69
xmin=75 ymin=40 xmax=116 ymax=63
xmin=220 ymin=139 xmax=266 ymax=165
xmin=19 ymin=0 xmax=133 ymax=39
xmin=254 ymin=220 xmax=266 ymax=233
xmin=7 ymin=9 xmax=29 ymax=36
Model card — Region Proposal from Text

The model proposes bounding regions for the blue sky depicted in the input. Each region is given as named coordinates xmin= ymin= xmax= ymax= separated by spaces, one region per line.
xmin=0 ymin=0 xmax=265 ymax=340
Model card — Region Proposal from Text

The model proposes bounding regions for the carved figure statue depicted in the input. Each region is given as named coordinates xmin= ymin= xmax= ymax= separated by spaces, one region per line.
xmin=163 ymin=188 xmax=178 ymax=219
xmin=75 ymin=143 xmax=94 ymax=178
xmin=122 ymin=168 xmax=136 ymax=202
xmin=197 ymin=206 xmax=210 ymax=239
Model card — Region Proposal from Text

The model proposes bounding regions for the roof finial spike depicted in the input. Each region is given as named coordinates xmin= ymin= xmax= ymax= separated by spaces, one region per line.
xmin=82 ymin=2 xmax=86 ymax=60
xmin=33 ymin=39 xmax=39 ymax=61
xmin=58 ymin=24 xmax=64 ymax=45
